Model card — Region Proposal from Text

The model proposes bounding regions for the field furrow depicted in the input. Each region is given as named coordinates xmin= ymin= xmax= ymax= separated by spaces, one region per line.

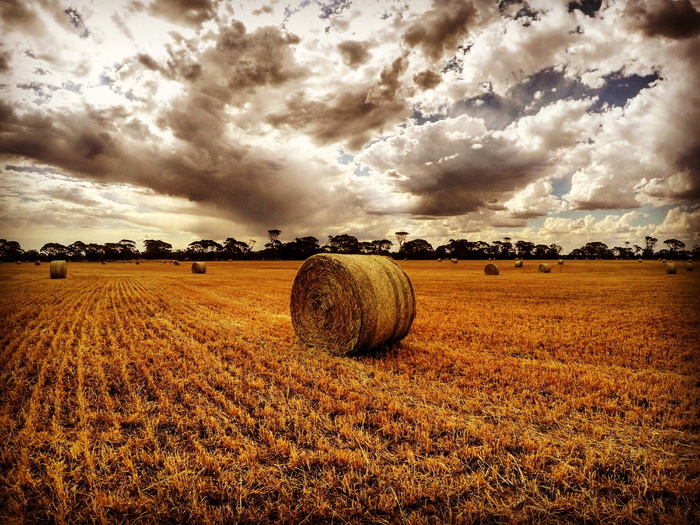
xmin=1 ymin=261 xmax=698 ymax=524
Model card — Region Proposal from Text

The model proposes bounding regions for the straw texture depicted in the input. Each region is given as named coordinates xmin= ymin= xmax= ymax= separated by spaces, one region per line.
xmin=50 ymin=260 xmax=67 ymax=279
xmin=484 ymin=263 xmax=500 ymax=275
xmin=290 ymin=254 xmax=415 ymax=356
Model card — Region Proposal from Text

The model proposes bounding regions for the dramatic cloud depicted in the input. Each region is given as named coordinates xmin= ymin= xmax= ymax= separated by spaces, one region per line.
xmin=1 ymin=0 xmax=698 ymax=251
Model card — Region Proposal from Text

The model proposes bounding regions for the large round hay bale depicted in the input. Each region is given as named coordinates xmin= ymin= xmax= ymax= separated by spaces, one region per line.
xmin=558 ymin=259 xmax=564 ymax=265
xmin=191 ymin=262 xmax=206 ymax=274
xmin=514 ymin=260 xmax=523 ymax=268
xmin=50 ymin=260 xmax=67 ymax=279
xmin=538 ymin=263 xmax=551 ymax=273
xmin=484 ymin=263 xmax=499 ymax=275
xmin=665 ymin=263 xmax=676 ymax=274
xmin=685 ymin=262 xmax=693 ymax=271
xmin=290 ymin=254 xmax=415 ymax=356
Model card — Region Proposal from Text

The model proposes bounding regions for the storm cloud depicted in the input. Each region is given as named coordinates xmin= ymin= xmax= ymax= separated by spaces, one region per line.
xmin=1 ymin=0 xmax=698 ymax=250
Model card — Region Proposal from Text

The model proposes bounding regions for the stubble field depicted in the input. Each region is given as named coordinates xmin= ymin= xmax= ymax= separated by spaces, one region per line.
xmin=0 ymin=259 xmax=698 ymax=524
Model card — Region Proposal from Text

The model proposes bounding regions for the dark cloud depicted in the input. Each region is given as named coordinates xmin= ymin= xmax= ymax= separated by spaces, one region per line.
xmin=64 ymin=7 xmax=90 ymax=38
xmin=625 ymin=0 xmax=700 ymax=39
xmin=337 ymin=40 xmax=371 ymax=67
xmin=148 ymin=0 xmax=216 ymax=27
xmin=567 ymin=0 xmax=603 ymax=17
xmin=0 ymin=51 xmax=9 ymax=72
xmin=403 ymin=0 xmax=477 ymax=61
xmin=268 ymin=57 xmax=409 ymax=150
xmin=318 ymin=0 xmax=352 ymax=19
xmin=413 ymin=69 xmax=442 ymax=90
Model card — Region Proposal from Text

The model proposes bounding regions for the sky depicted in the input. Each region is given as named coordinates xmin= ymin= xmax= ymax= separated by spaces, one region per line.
xmin=1 ymin=0 xmax=699 ymax=253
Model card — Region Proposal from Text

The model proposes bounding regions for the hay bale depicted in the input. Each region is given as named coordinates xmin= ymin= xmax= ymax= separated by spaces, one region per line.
xmin=662 ymin=259 xmax=666 ymax=263
xmin=558 ymin=259 xmax=564 ymax=265
xmin=685 ymin=262 xmax=693 ymax=271
xmin=538 ymin=263 xmax=551 ymax=273
xmin=34 ymin=261 xmax=41 ymax=266
xmin=665 ymin=263 xmax=676 ymax=274
xmin=50 ymin=260 xmax=67 ymax=279
xmin=290 ymin=254 xmax=415 ymax=356
xmin=639 ymin=259 xmax=643 ymax=263
xmin=101 ymin=262 xmax=106 ymax=265
xmin=191 ymin=262 xmax=206 ymax=274
xmin=484 ymin=263 xmax=499 ymax=275
xmin=437 ymin=258 xmax=442 ymax=262
xmin=514 ymin=260 xmax=523 ymax=268
xmin=451 ymin=258 xmax=458 ymax=263
xmin=173 ymin=260 xmax=180 ymax=266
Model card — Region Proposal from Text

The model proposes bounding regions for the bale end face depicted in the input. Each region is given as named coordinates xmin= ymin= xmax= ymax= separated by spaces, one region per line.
xmin=191 ymin=262 xmax=206 ymax=274
xmin=484 ymin=263 xmax=499 ymax=275
xmin=50 ymin=260 xmax=67 ymax=279
xmin=290 ymin=254 xmax=415 ymax=356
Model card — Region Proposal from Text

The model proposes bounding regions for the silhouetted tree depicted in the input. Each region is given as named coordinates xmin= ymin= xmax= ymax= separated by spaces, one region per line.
xmin=663 ymin=239 xmax=685 ymax=256
xmin=223 ymin=238 xmax=249 ymax=259
xmin=643 ymin=236 xmax=658 ymax=258
xmin=400 ymin=239 xmax=434 ymax=259
xmin=327 ymin=234 xmax=359 ymax=254
xmin=143 ymin=239 xmax=173 ymax=259
xmin=395 ymin=231 xmax=408 ymax=248
xmin=40 ymin=242 xmax=69 ymax=259
xmin=515 ymin=240 xmax=535 ymax=258
xmin=0 ymin=240 xmax=24 ymax=261
xmin=280 ymin=237 xmax=320 ymax=260
xmin=187 ymin=240 xmax=222 ymax=260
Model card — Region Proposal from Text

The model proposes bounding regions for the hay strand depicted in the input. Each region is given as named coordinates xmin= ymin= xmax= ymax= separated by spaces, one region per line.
xmin=290 ymin=254 xmax=416 ymax=356
xmin=685 ymin=262 xmax=693 ymax=271
xmin=191 ymin=262 xmax=206 ymax=274
xmin=538 ymin=263 xmax=551 ymax=273
xmin=50 ymin=260 xmax=67 ymax=279
xmin=484 ymin=263 xmax=499 ymax=275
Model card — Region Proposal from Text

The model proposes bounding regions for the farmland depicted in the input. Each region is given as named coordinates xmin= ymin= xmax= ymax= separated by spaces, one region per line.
xmin=0 ymin=260 xmax=698 ymax=524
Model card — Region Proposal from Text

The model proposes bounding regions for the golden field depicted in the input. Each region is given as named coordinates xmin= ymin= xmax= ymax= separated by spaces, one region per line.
xmin=0 ymin=259 xmax=698 ymax=524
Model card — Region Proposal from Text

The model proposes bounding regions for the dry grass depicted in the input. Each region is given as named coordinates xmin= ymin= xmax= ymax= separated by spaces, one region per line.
xmin=0 ymin=260 xmax=698 ymax=524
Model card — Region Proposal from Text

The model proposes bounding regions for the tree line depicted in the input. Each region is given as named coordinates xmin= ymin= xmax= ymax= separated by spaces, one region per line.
xmin=0 ymin=232 xmax=696 ymax=263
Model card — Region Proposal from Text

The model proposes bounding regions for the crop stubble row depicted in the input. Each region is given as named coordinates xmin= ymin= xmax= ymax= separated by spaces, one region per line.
xmin=0 ymin=261 xmax=698 ymax=524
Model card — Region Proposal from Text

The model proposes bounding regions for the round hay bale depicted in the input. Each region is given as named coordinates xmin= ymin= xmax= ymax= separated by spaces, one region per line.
xmin=661 ymin=259 xmax=666 ymax=264
xmin=437 ymin=258 xmax=442 ymax=262
xmin=50 ymin=260 xmax=67 ymax=279
xmin=484 ymin=263 xmax=499 ymax=275
xmin=191 ymin=262 xmax=206 ymax=274
xmin=639 ymin=259 xmax=643 ymax=263
xmin=290 ymin=254 xmax=415 ymax=356
xmin=514 ymin=260 xmax=523 ymax=268
xmin=558 ymin=259 xmax=564 ymax=265
xmin=685 ymin=262 xmax=693 ymax=271
xmin=173 ymin=260 xmax=180 ymax=266
xmin=538 ymin=263 xmax=551 ymax=273
xmin=34 ymin=261 xmax=41 ymax=266
xmin=101 ymin=261 xmax=106 ymax=265
xmin=135 ymin=261 xmax=140 ymax=265
xmin=451 ymin=258 xmax=458 ymax=263
xmin=665 ymin=263 xmax=676 ymax=274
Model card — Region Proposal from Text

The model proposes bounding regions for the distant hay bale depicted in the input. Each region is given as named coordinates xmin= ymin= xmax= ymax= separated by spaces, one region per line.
xmin=290 ymin=254 xmax=415 ymax=356
xmin=173 ymin=260 xmax=180 ymax=266
xmin=514 ymin=260 xmax=523 ymax=268
xmin=685 ymin=262 xmax=693 ymax=271
xmin=639 ymin=259 xmax=643 ymax=263
xmin=437 ymin=258 xmax=442 ymax=262
xmin=665 ymin=263 xmax=676 ymax=274
xmin=34 ymin=261 xmax=41 ymax=266
xmin=558 ymin=259 xmax=564 ymax=265
xmin=50 ymin=260 xmax=67 ymax=279
xmin=451 ymin=258 xmax=458 ymax=263
xmin=191 ymin=262 xmax=206 ymax=274
xmin=135 ymin=261 xmax=140 ymax=265
xmin=484 ymin=263 xmax=499 ymax=275
xmin=538 ymin=263 xmax=551 ymax=273
xmin=101 ymin=262 xmax=106 ymax=265
xmin=661 ymin=259 xmax=666 ymax=263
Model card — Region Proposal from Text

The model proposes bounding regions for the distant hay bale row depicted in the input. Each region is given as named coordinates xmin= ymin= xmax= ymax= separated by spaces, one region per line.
xmin=50 ymin=260 xmax=67 ymax=279
xmin=484 ymin=263 xmax=499 ymax=275
xmin=538 ymin=263 xmax=551 ymax=273
xmin=290 ymin=254 xmax=415 ymax=356
xmin=191 ymin=262 xmax=206 ymax=274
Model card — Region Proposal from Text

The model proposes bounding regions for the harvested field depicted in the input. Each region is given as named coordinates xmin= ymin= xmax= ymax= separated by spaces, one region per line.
xmin=1 ymin=260 xmax=698 ymax=524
